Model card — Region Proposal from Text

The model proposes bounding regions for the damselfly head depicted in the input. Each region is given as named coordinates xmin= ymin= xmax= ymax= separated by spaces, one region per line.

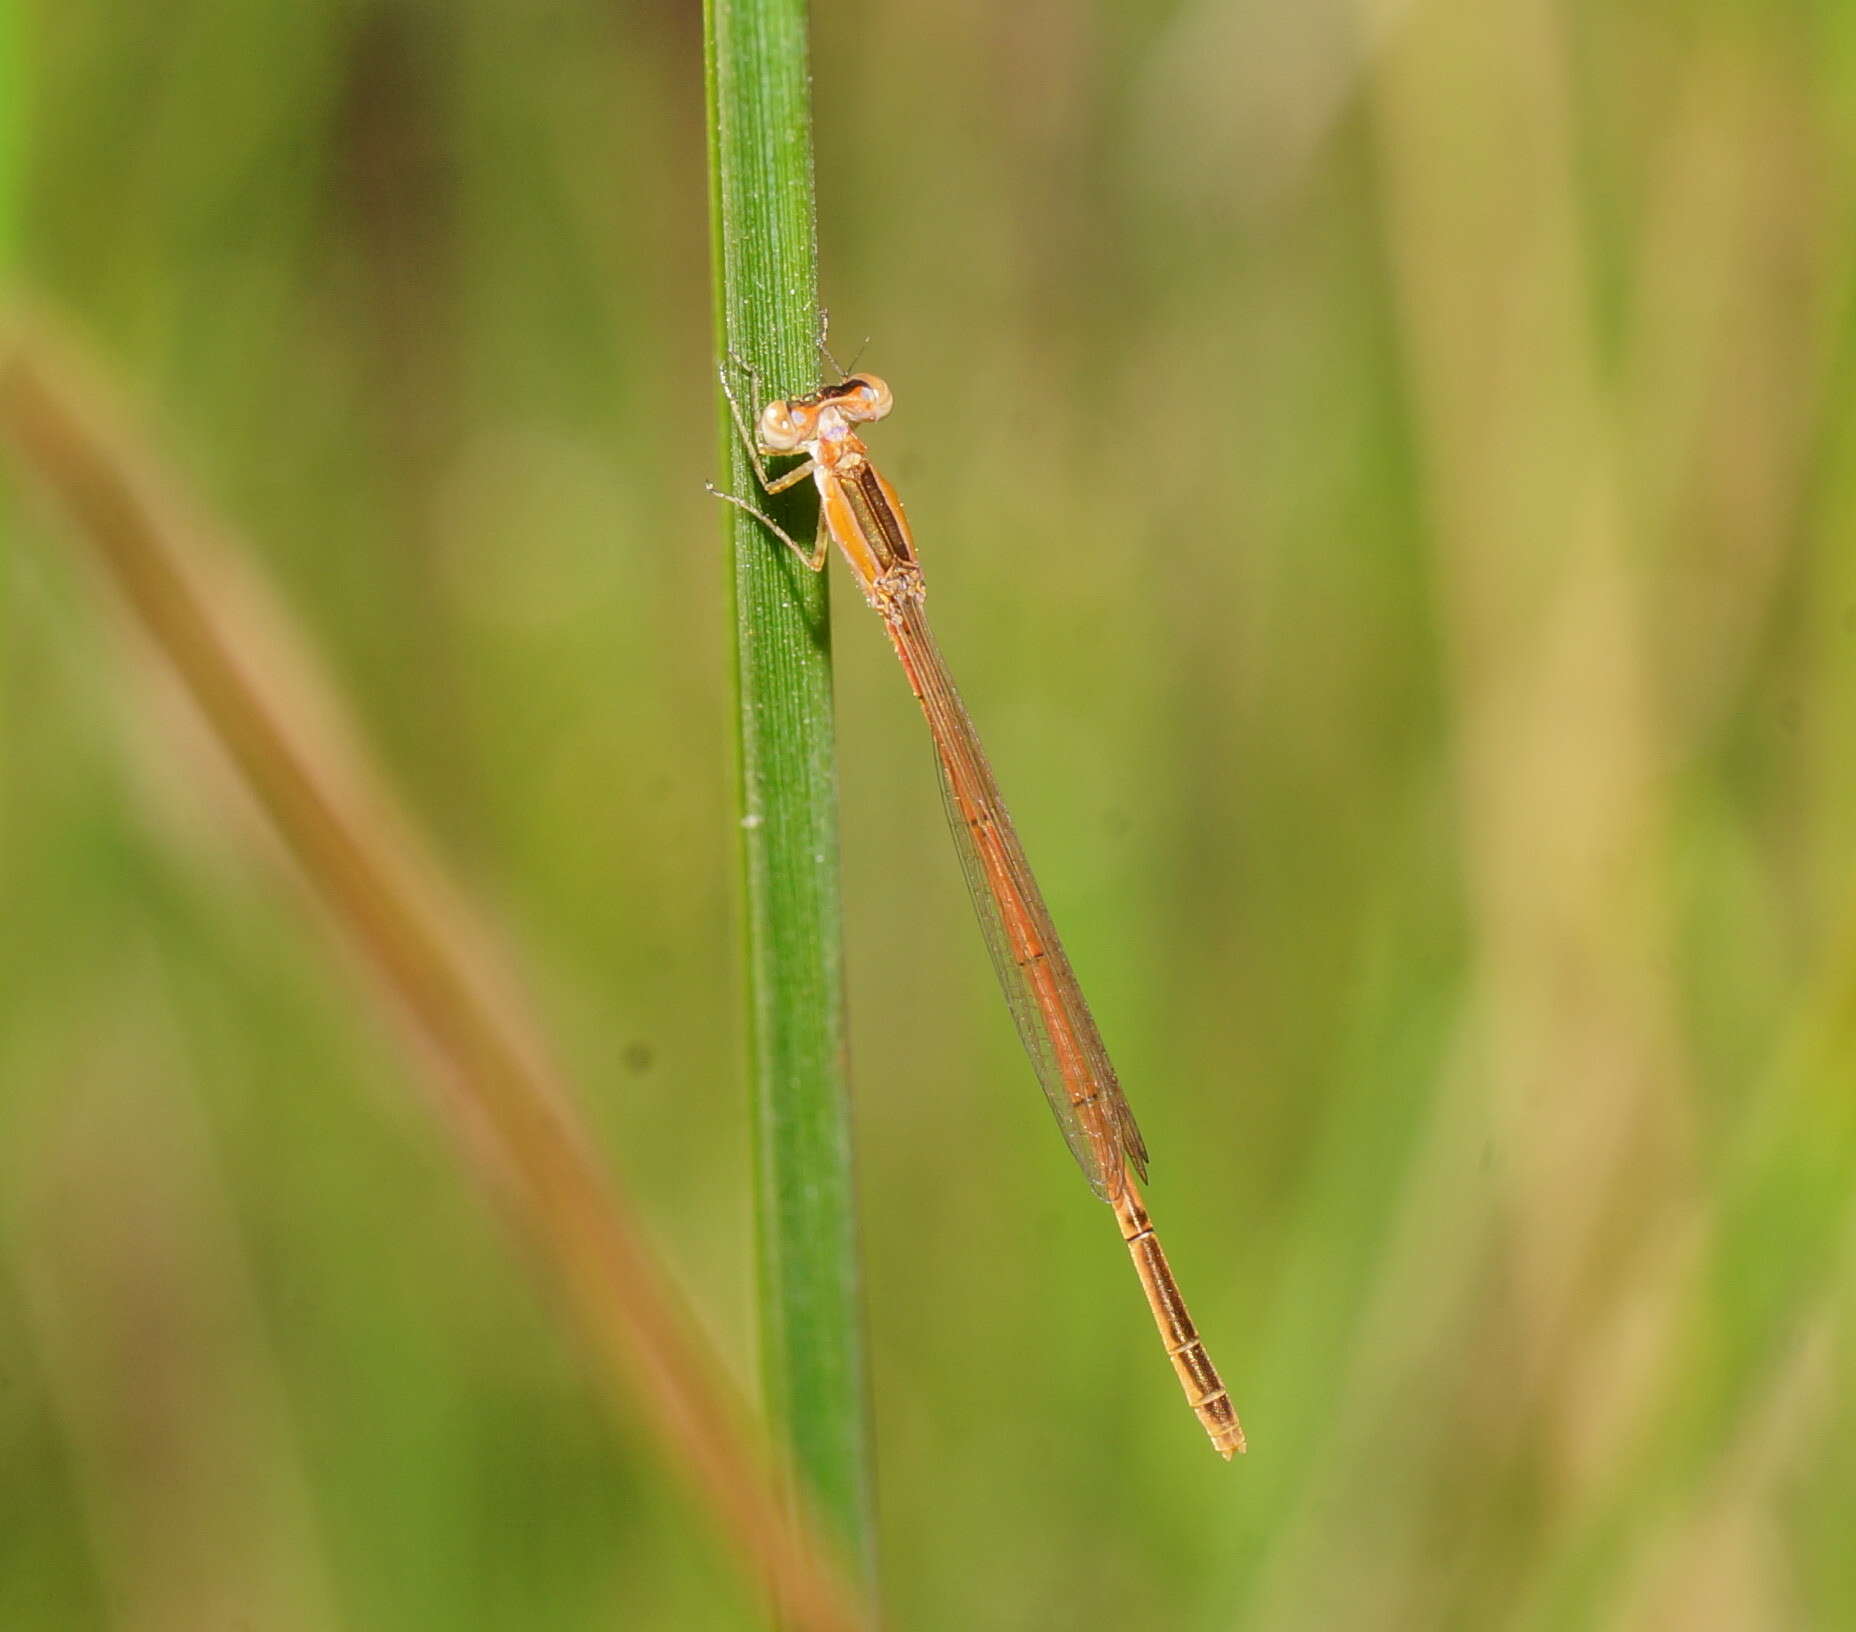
xmin=758 ymin=374 xmax=892 ymax=451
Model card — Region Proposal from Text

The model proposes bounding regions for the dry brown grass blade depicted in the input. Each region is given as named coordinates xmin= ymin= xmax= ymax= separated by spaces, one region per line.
xmin=0 ymin=310 xmax=868 ymax=1632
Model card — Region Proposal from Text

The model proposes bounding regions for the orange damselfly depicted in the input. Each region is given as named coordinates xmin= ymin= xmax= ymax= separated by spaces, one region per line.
xmin=710 ymin=357 xmax=1244 ymax=1459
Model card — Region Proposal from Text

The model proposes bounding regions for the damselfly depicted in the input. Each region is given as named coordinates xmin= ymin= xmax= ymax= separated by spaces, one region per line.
xmin=710 ymin=358 xmax=1244 ymax=1459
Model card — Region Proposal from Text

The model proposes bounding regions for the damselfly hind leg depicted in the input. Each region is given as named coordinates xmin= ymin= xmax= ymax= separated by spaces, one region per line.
xmin=704 ymin=481 xmax=829 ymax=572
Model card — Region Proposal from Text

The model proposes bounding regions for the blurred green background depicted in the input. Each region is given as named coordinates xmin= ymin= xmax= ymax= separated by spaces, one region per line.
xmin=6 ymin=0 xmax=1856 ymax=1627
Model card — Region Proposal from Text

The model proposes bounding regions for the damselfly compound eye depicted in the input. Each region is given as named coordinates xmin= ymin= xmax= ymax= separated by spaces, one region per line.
xmin=847 ymin=374 xmax=892 ymax=422
xmin=757 ymin=399 xmax=811 ymax=452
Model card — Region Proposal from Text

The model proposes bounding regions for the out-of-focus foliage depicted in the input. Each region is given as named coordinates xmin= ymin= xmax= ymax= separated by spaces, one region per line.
xmin=4 ymin=1 xmax=1854 ymax=1627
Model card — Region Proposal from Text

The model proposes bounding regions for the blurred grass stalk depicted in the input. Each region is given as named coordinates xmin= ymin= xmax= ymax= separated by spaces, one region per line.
xmin=1352 ymin=3 xmax=1840 ymax=1626
xmin=0 ymin=313 xmax=867 ymax=1632
xmin=705 ymin=0 xmax=876 ymax=1607
xmin=1353 ymin=2 xmax=1698 ymax=1618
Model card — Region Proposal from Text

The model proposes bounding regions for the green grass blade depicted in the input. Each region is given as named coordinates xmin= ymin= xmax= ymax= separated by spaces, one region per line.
xmin=703 ymin=0 xmax=875 ymax=1603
